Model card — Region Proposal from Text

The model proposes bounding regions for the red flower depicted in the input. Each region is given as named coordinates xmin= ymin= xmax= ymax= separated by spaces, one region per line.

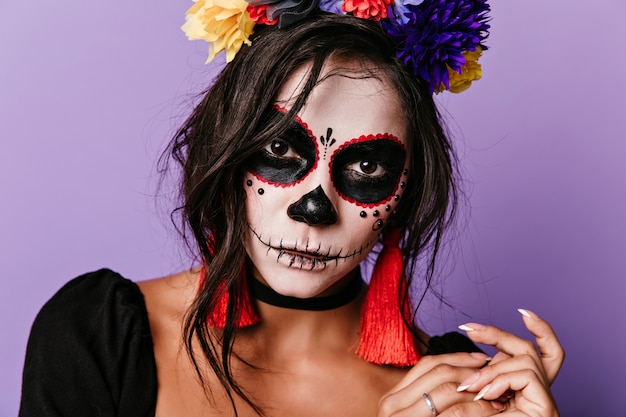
xmin=342 ymin=0 xmax=392 ymax=20
xmin=247 ymin=4 xmax=278 ymax=25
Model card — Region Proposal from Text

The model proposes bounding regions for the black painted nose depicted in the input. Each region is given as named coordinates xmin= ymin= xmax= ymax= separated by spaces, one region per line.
xmin=287 ymin=185 xmax=338 ymax=226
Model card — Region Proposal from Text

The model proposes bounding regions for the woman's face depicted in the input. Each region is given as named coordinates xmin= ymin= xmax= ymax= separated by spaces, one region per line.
xmin=244 ymin=62 xmax=410 ymax=298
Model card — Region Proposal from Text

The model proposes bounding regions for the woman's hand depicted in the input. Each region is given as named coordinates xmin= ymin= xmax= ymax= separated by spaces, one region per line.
xmin=378 ymin=352 xmax=504 ymax=417
xmin=456 ymin=309 xmax=565 ymax=416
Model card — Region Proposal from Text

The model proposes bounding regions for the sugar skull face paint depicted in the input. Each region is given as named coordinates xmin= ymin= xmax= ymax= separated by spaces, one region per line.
xmin=244 ymin=61 xmax=410 ymax=299
xmin=248 ymin=109 xmax=318 ymax=186
xmin=251 ymin=108 xmax=406 ymax=205
xmin=331 ymin=135 xmax=406 ymax=206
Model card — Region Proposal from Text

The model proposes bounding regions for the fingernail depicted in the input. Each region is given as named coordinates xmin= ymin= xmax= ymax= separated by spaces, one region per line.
xmin=458 ymin=323 xmax=486 ymax=332
xmin=474 ymin=384 xmax=492 ymax=401
xmin=490 ymin=401 xmax=507 ymax=412
xmin=517 ymin=308 xmax=532 ymax=318
xmin=457 ymin=372 xmax=480 ymax=392
xmin=470 ymin=352 xmax=491 ymax=361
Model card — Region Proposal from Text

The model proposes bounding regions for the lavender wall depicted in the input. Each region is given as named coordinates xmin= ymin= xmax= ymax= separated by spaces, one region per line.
xmin=1 ymin=1 xmax=624 ymax=415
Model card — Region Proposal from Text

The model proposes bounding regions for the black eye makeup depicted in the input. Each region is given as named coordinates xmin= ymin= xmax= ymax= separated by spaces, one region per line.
xmin=330 ymin=135 xmax=406 ymax=206
xmin=248 ymin=108 xmax=318 ymax=186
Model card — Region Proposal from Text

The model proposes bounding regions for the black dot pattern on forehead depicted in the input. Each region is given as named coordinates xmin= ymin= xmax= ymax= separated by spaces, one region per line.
xmin=403 ymin=169 xmax=409 ymax=175
xmin=372 ymin=219 xmax=384 ymax=230
xmin=394 ymin=195 xmax=400 ymax=201
xmin=246 ymin=179 xmax=253 ymax=186
xmin=258 ymin=188 xmax=264 ymax=195
xmin=360 ymin=211 xmax=367 ymax=218
xmin=400 ymin=182 xmax=406 ymax=189
xmin=320 ymin=127 xmax=337 ymax=160
xmin=373 ymin=210 xmax=379 ymax=217
xmin=385 ymin=205 xmax=391 ymax=211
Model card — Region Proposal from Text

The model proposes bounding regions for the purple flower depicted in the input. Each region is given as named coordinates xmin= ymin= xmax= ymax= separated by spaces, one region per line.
xmin=247 ymin=0 xmax=320 ymax=28
xmin=319 ymin=0 xmax=345 ymax=15
xmin=391 ymin=0 xmax=424 ymax=25
xmin=382 ymin=0 xmax=490 ymax=93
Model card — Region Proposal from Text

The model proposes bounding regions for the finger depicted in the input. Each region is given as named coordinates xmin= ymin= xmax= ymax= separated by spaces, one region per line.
xmin=473 ymin=370 xmax=558 ymax=416
xmin=517 ymin=309 xmax=565 ymax=384
xmin=498 ymin=410 xmax=532 ymax=417
xmin=382 ymin=362 xmax=480 ymax=412
xmin=437 ymin=399 xmax=505 ymax=417
xmin=489 ymin=351 xmax=511 ymax=365
xmin=389 ymin=352 xmax=491 ymax=393
xmin=458 ymin=320 xmax=546 ymax=382
xmin=381 ymin=382 xmax=478 ymax=417
xmin=457 ymin=355 xmax=547 ymax=394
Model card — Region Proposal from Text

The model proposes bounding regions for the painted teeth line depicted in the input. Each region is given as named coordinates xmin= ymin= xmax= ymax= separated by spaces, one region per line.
xmin=277 ymin=237 xmax=339 ymax=259
xmin=285 ymin=238 xmax=325 ymax=257
xmin=276 ymin=251 xmax=329 ymax=270
xmin=251 ymin=227 xmax=374 ymax=261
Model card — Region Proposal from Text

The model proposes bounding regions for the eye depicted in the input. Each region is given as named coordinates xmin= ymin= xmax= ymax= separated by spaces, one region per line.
xmin=248 ymin=109 xmax=317 ymax=186
xmin=331 ymin=137 xmax=405 ymax=205
xmin=264 ymin=139 xmax=299 ymax=158
xmin=346 ymin=160 xmax=386 ymax=177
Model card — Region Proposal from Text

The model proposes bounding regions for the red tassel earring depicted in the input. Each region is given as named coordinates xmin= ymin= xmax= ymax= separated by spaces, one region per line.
xmin=203 ymin=261 xmax=260 ymax=328
xmin=355 ymin=228 xmax=420 ymax=366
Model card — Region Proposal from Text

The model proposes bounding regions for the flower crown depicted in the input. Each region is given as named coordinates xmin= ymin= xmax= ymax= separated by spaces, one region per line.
xmin=182 ymin=0 xmax=490 ymax=94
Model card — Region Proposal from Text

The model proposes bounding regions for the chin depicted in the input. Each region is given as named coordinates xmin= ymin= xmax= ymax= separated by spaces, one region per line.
xmin=254 ymin=263 xmax=350 ymax=299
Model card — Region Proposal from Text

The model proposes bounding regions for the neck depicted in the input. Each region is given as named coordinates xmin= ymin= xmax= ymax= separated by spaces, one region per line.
xmin=238 ymin=269 xmax=366 ymax=361
xmin=248 ymin=268 xmax=364 ymax=311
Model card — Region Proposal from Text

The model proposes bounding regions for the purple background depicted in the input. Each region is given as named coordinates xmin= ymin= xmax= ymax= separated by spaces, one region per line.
xmin=1 ymin=1 xmax=625 ymax=415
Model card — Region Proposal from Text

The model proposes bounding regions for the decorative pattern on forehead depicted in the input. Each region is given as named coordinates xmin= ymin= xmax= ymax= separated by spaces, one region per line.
xmin=248 ymin=106 xmax=319 ymax=187
xmin=330 ymin=134 xmax=406 ymax=208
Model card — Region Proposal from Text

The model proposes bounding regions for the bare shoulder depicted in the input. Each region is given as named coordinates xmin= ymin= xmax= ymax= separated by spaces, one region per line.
xmin=136 ymin=268 xmax=201 ymax=346
xmin=137 ymin=269 xmax=220 ymax=415
xmin=136 ymin=268 xmax=200 ymax=371
xmin=137 ymin=269 xmax=199 ymax=316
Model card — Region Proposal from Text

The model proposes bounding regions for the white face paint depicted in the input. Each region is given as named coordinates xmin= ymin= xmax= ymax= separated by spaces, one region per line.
xmin=244 ymin=61 xmax=410 ymax=299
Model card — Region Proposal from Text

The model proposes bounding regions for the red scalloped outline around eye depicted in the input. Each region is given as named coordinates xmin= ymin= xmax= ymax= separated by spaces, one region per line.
xmin=249 ymin=105 xmax=319 ymax=188
xmin=329 ymin=133 xmax=406 ymax=209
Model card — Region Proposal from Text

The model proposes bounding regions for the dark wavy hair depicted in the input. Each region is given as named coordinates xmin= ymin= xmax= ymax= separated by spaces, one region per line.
xmin=165 ymin=11 xmax=458 ymax=416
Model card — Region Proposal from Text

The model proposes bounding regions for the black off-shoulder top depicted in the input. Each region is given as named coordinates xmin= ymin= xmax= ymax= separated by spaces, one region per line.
xmin=19 ymin=269 xmax=480 ymax=416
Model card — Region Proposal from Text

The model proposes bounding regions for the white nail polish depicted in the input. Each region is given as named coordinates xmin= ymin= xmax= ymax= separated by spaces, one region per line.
xmin=517 ymin=308 xmax=531 ymax=318
xmin=458 ymin=324 xmax=474 ymax=331
xmin=457 ymin=384 xmax=470 ymax=392
xmin=473 ymin=384 xmax=491 ymax=401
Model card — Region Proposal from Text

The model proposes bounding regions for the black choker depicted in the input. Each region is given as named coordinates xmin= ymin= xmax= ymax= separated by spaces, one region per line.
xmin=248 ymin=270 xmax=364 ymax=311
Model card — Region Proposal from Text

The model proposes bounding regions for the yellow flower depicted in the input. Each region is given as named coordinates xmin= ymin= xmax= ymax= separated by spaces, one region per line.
xmin=447 ymin=47 xmax=483 ymax=94
xmin=182 ymin=0 xmax=255 ymax=63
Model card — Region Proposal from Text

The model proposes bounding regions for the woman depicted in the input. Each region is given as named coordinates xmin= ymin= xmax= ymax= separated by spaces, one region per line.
xmin=20 ymin=4 xmax=564 ymax=417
